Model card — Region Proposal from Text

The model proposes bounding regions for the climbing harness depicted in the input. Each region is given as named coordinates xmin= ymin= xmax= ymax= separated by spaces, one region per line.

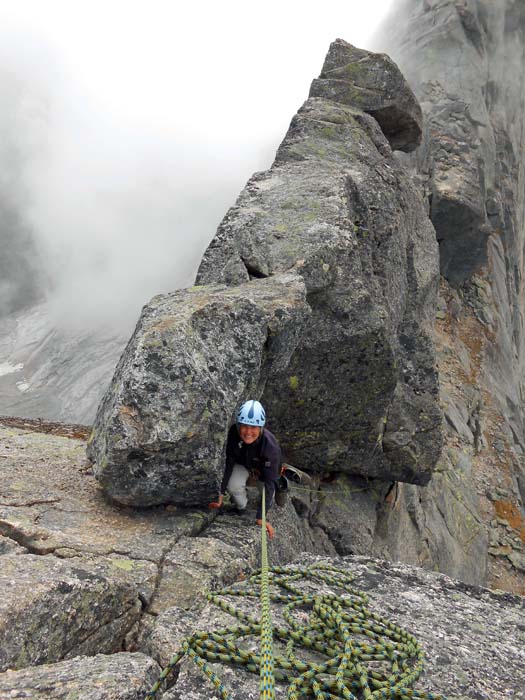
xmin=145 ymin=494 xmax=447 ymax=700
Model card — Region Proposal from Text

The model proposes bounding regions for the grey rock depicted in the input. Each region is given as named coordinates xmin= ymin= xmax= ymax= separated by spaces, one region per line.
xmin=138 ymin=608 xmax=200 ymax=670
xmin=375 ymin=0 xmax=525 ymax=593
xmin=164 ymin=603 xmax=261 ymax=700
xmin=312 ymin=474 xmax=388 ymax=555
xmin=88 ymin=273 xmax=309 ymax=507
xmin=374 ymin=452 xmax=488 ymax=586
xmin=376 ymin=3 xmax=509 ymax=287
xmin=0 ymin=424 xmax=214 ymax=564
xmin=149 ymin=535 xmax=250 ymax=614
xmin=0 ymin=554 xmax=140 ymax=672
xmin=0 ymin=652 xmax=160 ymax=699
xmin=198 ymin=47 xmax=442 ymax=486
xmin=0 ymin=535 xmax=26 ymax=556
xmin=508 ymin=551 xmax=525 ymax=573
xmin=309 ymin=39 xmax=423 ymax=152
xmin=62 ymin=553 xmax=159 ymax=608
xmin=182 ymin=494 xmax=335 ymax=578
xmin=161 ymin=555 xmax=525 ymax=700
xmin=441 ymin=390 xmax=474 ymax=443
xmin=455 ymin=337 xmax=472 ymax=374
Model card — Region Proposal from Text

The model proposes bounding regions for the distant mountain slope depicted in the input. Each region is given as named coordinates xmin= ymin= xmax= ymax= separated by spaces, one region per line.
xmin=0 ymin=301 xmax=127 ymax=423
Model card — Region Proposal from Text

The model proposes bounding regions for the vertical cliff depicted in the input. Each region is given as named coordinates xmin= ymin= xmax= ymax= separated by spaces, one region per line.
xmin=373 ymin=0 xmax=525 ymax=593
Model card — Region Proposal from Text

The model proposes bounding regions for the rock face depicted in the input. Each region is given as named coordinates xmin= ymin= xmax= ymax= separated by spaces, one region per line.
xmin=88 ymin=39 xmax=442 ymax=506
xmin=87 ymin=273 xmax=309 ymax=506
xmin=0 ymin=554 xmax=141 ymax=673
xmin=309 ymin=40 xmax=423 ymax=152
xmin=0 ymin=301 xmax=128 ymax=424
xmin=0 ymin=653 xmax=160 ymax=700
xmin=197 ymin=39 xmax=442 ymax=486
xmin=0 ymin=422 xmax=332 ymax=686
xmin=157 ymin=555 xmax=525 ymax=700
xmin=378 ymin=0 xmax=525 ymax=287
xmin=371 ymin=0 xmax=525 ymax=593
xmin=1 ymin=396 xmax=523 ymax=700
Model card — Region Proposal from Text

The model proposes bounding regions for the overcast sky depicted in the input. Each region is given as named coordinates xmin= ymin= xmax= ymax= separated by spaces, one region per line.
xmin=1 ymin=0 xmax=396 ymax=331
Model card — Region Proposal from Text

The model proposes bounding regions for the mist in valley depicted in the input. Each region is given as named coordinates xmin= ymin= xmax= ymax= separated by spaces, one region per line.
xmin=0 ymin=1 xmax=395 ymax=334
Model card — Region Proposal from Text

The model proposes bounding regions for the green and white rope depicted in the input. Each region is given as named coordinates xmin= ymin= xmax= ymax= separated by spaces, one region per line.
xmin=259 ymin=487 xmax=275 ymax=699
xmin=145 ymin=553 xmax=447 ymax=700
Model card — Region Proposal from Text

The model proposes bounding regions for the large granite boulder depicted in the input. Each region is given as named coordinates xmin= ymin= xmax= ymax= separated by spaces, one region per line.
xmin=88 ymin=39 xmax=441 ymax=506
xmin=309 ymin=39 xmax=423 ymax=151
xmin=87 ymin=272 xmax=309 ymax=507
xmin=197 ymin=44 xmax=442 ymax=485
xmin=0 ymin=653 xmax=160 ymax=700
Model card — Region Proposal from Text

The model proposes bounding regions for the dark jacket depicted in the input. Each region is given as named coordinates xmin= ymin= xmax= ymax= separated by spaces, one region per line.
xmin=220 ymin=425 xmax=281 ymax=519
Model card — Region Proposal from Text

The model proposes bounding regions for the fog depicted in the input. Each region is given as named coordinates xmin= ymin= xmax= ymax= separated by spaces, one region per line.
xmin=0 ymin=1 xmax=395 ymax=333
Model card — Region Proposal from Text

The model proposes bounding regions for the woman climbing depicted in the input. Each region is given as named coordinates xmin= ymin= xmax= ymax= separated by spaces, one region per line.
xmin=208 ymin=399 xmax=280 ymax=539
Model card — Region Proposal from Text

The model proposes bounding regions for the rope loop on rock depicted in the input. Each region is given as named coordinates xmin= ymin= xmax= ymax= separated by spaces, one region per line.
xmin=145 ymin=531 xmax=447 ymax=700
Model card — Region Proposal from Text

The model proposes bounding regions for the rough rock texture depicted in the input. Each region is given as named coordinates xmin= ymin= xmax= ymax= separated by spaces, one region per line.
xmin=197 ymin=39 xmax=442 ymax=486
xmin=0 ymin=554 xmax=140 ymax=673
xmin=311 ymin=474 xmax=391 ymax=555
xmin=0 ymin=425 xmax=214 ymax=563
xmin=0 ymin=423 xmax=333 ymax=675
xmin=87 ymin=273 xmax=309 ymax=507
xmin=1 ymin=418 xmax=523 ymax=699
xmin=0 ymin=653 xmax=160 ymax=700
xmin=309 ymin=39 xmax=423 ymax=151
xmin=139 ymin=493 xmax=335 ymax=664
xmin=371 ymin=0 xmax=525 ymax=593
xmin=378 ymin=0 xmax=525 ymax=285
xmin=160 ymin=555 xmax=525 ymax=700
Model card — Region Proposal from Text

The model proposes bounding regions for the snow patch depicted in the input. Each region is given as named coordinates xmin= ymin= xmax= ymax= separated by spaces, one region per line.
xmin=0 ymin=362 xmax=24 ymax=377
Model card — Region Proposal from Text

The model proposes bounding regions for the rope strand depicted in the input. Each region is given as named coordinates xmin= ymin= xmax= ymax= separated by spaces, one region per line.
xmin=260 ymin=488 xmax=275 ymax=699
xmin=145 ymin=557 xmax=447 ymax=700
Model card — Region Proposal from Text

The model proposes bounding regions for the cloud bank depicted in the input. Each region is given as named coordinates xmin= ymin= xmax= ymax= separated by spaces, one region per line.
xmin=0 ymin=1 xmax=395 ymax=333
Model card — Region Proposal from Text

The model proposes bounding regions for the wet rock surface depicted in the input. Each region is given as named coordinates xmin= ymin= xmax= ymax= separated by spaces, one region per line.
xmin=87 ymin=273 xmax=309 ymax=507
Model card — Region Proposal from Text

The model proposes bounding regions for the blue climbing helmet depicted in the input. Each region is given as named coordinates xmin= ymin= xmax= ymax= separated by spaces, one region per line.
xmin=237 ymin=399 xmax=266 ymax=427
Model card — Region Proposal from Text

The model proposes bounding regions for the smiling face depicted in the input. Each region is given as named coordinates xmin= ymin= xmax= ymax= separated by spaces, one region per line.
xmin=238 ymin=423 xmax=262 ymax=444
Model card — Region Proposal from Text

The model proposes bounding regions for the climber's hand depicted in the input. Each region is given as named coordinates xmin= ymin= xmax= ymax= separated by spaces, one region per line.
xmin=208 ymin=494 xmax=224 ymax=510
xmin=256 ymin=519 xmax=275 ymax=539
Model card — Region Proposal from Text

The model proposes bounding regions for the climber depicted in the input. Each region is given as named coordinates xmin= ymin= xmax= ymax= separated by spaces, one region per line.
xmin=208 ymin=399 xmax=280 ymax=539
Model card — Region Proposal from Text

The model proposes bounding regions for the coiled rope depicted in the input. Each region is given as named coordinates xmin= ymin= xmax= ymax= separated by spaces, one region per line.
xmin=145 ymin=494 xmax=446 ymax=700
